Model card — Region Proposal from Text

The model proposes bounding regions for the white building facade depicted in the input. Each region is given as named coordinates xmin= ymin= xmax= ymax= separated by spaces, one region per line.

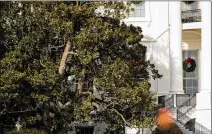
xmin=124 ymin=1 xmax=211 ymax=133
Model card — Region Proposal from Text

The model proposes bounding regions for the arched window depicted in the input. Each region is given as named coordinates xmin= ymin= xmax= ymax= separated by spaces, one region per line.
xmin=181 ymin=1 xmax=198 ymax=11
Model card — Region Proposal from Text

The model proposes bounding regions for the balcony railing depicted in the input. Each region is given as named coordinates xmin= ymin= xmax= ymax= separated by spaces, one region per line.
xmin=182 ymin=9 xmax=201 ymax=23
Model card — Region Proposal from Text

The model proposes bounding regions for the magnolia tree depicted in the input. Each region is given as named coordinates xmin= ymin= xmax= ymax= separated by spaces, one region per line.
xmin=0 ymin=1 xmax=162 ymax=134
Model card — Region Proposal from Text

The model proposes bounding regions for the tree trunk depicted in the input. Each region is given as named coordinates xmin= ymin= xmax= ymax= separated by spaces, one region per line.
xmin=0 ymin=115 xmax=4 ymax=134
xmin=43 ymin=102 xmax=52 ymax=134
xmin=77 ymin=78 xmax=83 ymax=95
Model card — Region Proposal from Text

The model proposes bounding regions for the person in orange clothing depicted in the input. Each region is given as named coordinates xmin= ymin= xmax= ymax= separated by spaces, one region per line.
xmin=156 ymin=107 xmax=173 ymax=133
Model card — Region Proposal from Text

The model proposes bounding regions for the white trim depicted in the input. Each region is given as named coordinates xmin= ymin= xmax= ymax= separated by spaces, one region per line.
xmin=182 ymin=22 xmax=201 ymax=30
xmin=182 ymin=44 xmax=200 ymax=51
xmin=141 ymin=35 xmax=156 ymax=42
xmin=195 ymin=109 xmax=211 ymax=111
xmin=156 ymin=92 xmax=170 ymax=96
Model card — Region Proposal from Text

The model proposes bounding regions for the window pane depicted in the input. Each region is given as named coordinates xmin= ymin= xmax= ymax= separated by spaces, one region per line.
xmin=193 ymin=79 xmax=198 ymax=88
xmin=193 ymin=87 xmax=198 ymax=96
xmin=183 ymin=79 xmax=198 ymax=97
xmin=181 ymin=1 xmax=198 ymax=10
xmin=140 ymin=9 xmax=145 ymax=17
xmin=134 ymin=9 xmax=141 ymax=17
xmin=184 ymin=72 xmax=197 ymax=78
xmin=140 ymin=2 xmax=145 ymax=9
xmin=185 ymin=87 xmax=192 ymax=95
xmin=129 ymin=2 xmax=145 ymax=17
xmin=185 ymin=79 xmax=198 ymax=88
xmin=186 ymin=79 xmax=193 ymax=87
xmin=183 ymin=50 xmax=199 ymax=97
xmin=183 ymin=50 xmax=198 ymax=78
xmin=128 ymin=11 xmax=134 ymax=17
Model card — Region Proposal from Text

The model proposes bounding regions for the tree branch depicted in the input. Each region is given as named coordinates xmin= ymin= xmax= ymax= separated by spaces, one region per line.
xmin=111 ymin=108 xmax=132 ymax=127
xmin=40 ymin=59 xmax=46 ymax=68
xmin=58 ymin=41 xmax=77 ymax=75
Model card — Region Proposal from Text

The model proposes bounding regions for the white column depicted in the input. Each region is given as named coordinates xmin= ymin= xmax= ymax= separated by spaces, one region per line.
xmin=199 ymin=1 xmax=211 ymax=92
xmin=196 ymin=1 xmax=211 ymax=130
xmin=169 ymin=1 xmax=184 ymax=94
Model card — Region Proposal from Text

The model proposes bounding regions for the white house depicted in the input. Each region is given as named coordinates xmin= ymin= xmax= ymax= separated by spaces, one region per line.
xmin=124 ymin=1 xmax=211 ymax=133
xmin=0 ymin=1 xmax=210 ymax=134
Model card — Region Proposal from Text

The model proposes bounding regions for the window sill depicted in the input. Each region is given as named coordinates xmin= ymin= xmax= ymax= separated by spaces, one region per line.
xmin=123 ymin=17 xmax=150 ymax=22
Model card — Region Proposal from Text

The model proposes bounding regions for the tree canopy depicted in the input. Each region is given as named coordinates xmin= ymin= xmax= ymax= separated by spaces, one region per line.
xmin=0 ymin=1 xmax=162 ymax=134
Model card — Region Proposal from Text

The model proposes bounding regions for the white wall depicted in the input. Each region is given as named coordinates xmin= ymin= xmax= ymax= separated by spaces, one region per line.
xmin=124 ymin=1 xmax=170 ymax=96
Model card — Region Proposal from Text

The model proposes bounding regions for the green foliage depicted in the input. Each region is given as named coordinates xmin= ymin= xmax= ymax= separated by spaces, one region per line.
xmin=0 ymin=1 xmax=162 ymax=133
xmin=152 ymin=123 xmax=183 ymax=134
xmin=5 ymin=128 xmax=47 ymax=134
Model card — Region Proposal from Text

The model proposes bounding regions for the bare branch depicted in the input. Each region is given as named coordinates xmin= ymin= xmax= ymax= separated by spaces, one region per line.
xmin=112 ymin=108 xmax=132 ymax=127
xmin=76 ymin=78 xmax=83 ymax=96
xmin=59 ymin=41 xmax=71 ymax=75
xmin=40 ymin=60 xmax=46 ymax=68
xmin=67 ymin=52 xmax=77 ymax=55
xmin=1 ymin=105 xmax=39 ymax=116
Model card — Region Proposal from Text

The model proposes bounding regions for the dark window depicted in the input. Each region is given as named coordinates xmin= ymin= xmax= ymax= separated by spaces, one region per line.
xmin=76 ymin=127 xmax=94 ymax=134
xmin=158 ymin=96 xmax=165 ymax=107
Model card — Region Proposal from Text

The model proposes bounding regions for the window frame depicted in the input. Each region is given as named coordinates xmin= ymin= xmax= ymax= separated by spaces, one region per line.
xmin=124 ymin=1 xmax=150 ymax=22
xmin=182 ymin=50 xmax=199 ymax=97
xmin=128 ymin=1 xmax=146 ymax=18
